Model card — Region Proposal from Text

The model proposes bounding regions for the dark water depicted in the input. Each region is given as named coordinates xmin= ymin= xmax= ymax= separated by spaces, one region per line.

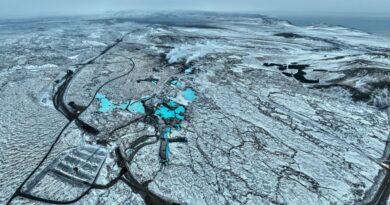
xmin=279 ymin=15 xmax=390 ymax=34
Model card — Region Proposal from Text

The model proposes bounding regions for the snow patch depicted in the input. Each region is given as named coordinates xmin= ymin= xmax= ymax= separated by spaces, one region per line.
xmin=82 ymin=40 xmax=107 ymax=46
xmin=25 ymin=64 xmax=58 ymax=70
xmin=68 ymin=54 xmax=79 ymax=60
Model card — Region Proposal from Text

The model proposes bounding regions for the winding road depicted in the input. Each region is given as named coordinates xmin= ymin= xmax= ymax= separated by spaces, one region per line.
xmin=6 ymin=35 xmax=176 ymax=205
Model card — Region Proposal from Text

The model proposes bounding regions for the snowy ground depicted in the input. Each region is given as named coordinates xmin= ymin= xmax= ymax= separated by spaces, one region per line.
xmin=1 ymin=11 xmax=390 ymax=205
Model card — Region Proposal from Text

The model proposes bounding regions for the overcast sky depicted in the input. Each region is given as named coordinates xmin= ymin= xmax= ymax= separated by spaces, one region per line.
xmin=0 ymin=0 xmax=389 ymax=19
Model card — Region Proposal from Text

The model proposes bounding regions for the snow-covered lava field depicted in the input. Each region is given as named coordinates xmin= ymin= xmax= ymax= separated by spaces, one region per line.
xmin=1 ymin=11 xmax=390 ymax=205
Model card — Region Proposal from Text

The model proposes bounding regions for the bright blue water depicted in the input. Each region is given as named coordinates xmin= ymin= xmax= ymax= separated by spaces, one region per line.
xmin=154 ymin=104 xmax=186 ymax=120
xmin=128 ymin=101 xmax=145 ymax=114
xmin=95 ymin=93 xmax=114 ymax=112
xmin=95 ymin=92 xmax=145 ymax=114
xmin=95 ymin=93 xmax=106 ymax=99
xmin=162 ymin=128 xmax=171 ymax=159
xmin=184 ymin=67 xmax=193 ymax=74
xmin=155 ymin=106 xmax=175 ymax=119
xmin=182 ymin=88 xmax=197 ymax=102
xmin=155 ymin=88 xmax=197 ymax=162
xmin=168 ymin=100 xmax=178 ymax=107
xmin=170 ymin=79 xmax=184 ymax=88
xmin=170 ymin=79 xmax=178 ymax=85
xmin=173 ymin=123 xmax=181 ymax=130
xmin=154 ymin=87 xmax=197 ymax=122
xmin=166 ymin=141 xmax=170 ymax=158
xmin=96 ymin=88 xmax=197 ymax=163
xmin=162 ymin=127 xmax=171 ymax=139
xmin=174 ymin=106 xmax=185 ymax=120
